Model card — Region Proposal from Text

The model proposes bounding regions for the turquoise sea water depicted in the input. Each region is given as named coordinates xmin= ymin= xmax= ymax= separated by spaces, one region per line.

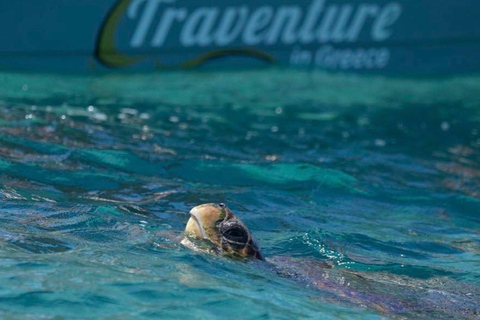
xmin=0 ymin=69 xmax=479 ymax=319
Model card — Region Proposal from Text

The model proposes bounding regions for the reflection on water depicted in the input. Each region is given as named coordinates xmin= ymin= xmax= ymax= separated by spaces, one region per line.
xmin=0 ymin=70 xmax=479 ymax=319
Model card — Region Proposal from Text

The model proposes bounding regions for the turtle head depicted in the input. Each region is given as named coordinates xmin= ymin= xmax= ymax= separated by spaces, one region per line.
xmin=183 ymin=203 xmax=264 ymax=260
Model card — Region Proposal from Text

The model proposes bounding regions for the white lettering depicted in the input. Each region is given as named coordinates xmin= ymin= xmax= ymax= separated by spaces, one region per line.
xmin=372 ymin=2 xmax=402 ymax=41
xmin=338 ymin=49 xmax=354 ymax=69
xmin=298 ymin=0 xmax=324 ymax=44
xmin=265 ymin=6 xmax=302 ymax=45
xmin=315 ymin=46 xmax=331 ymax=65
xmin=180 ymin=8 xmax=219 ymax=47
xmin=151 ymin=8 xmax=187 ymax=47
xmin=376 ymin=48 xmax=390 ymax=67
xmin=345 ymin=5 xmax=378 ymax=41
xmin=331 ymin=5 xmax=354 ymax=42
xmin=363 ymin=48 xmax=375 ymax=68
xmin=215 ymin=7 xmax=249 ymax=46
xmin=243 ymin=6 xmax=273 ymax=45
xmin=126 ymin=0 xmax=403 ymax=50
xmin=290 ymin=46 xmax=312 ymax=65
xmin=129 ymin=0 xmax=172 ymax=48
xmin=317 ymin=5 xmax=354 ymax=42
xmin=314 ymin=46 xmax=390 ymax=69
xmin=317 ymin=6 xmax=337 ymax=42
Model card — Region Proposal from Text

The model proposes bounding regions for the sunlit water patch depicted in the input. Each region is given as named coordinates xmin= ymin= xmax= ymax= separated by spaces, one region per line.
xmin=0 ymin=70 xmax=480 ymax=319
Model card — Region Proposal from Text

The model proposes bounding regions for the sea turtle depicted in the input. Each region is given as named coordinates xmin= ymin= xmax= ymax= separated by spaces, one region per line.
xmin=182 ymin=203 xmax=480 ymax=320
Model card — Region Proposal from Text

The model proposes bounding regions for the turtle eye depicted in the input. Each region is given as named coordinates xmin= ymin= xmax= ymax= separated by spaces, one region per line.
xmin=219 ymin=221 xmax=249 ymax=248
xmin=223 ymin=228 xmax=248 ymax=243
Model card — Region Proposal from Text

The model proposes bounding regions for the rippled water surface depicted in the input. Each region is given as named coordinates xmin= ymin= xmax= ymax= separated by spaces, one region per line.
xmin=0 ymin=70 xmax=480 ymax=319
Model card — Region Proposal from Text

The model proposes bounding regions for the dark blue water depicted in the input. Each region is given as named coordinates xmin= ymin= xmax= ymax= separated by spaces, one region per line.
xmin=0 ymin=70 xmax=479 ymax=319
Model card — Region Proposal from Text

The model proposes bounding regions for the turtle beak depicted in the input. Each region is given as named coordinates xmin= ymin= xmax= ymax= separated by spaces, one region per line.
xmin=184 ymin=203 xmax=225 ymax=244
